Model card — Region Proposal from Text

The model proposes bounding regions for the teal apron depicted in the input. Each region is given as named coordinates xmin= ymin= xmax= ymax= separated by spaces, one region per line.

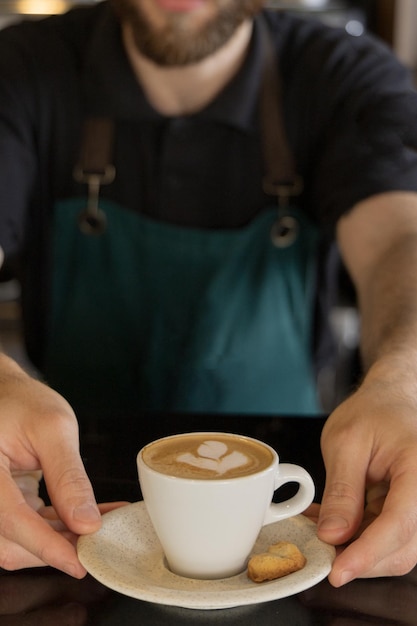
xmin=44 ymin=199 xmax=320 ymax=416
xmin=43 ymin=22 xmax=322 ymax=418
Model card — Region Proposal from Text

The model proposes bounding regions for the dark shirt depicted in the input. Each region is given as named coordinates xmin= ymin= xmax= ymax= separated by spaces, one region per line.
xmin=1 ymin=1 xmax=417 ymax=369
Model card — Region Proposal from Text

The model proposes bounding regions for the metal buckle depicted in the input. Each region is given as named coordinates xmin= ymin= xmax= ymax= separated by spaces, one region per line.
xmin=263 ymin=175 xmax=303 ymax=247
xmin=73 ymin=165 xmax=116 ymax=235
xmin=262 ymin=175 xmax=304 ymax=204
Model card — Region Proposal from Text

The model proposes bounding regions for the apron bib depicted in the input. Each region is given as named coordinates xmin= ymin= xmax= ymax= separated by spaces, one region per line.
xmin=44 ymin=198 xmax=320 ymax=417
xmin=43 ymin=17 xmax=322 ymax=419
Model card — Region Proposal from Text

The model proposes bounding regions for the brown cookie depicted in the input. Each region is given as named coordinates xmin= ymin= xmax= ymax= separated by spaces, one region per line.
xmin=247 ymin=540 xmax=306 ymax=583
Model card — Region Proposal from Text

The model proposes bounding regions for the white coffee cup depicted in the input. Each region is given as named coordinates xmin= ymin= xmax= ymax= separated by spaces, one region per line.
xmin=137 ymin=432 xmax=315 ymax=580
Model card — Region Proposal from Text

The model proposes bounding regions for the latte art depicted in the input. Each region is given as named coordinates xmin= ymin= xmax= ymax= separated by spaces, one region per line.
xmin=142 ymin=433 xmax=274 ymax=480
xmin=177 ymin=441 xmax=248 ymax=476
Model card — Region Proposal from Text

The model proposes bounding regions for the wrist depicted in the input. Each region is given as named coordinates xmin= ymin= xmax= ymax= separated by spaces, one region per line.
xmin=0 ymin=352 xmax=30 ymax=380
xmin=362 ymin=351 xmax=417 ymax=394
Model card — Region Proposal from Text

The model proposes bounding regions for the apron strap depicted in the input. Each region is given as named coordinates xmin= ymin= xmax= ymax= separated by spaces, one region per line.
xmin=259 ymin=17 xmax=303 ymax=207
xmin=73 ymin=18 xmax=301 ymax=230
xmin=258 ymin=16 xmax=303 ymax=247
xmin=73 ymin=117 xmax=116 ymax=234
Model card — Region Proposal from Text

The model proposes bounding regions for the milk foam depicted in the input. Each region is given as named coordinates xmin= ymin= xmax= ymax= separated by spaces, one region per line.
xmin=177 ymin=440 xmax=248 ymax=476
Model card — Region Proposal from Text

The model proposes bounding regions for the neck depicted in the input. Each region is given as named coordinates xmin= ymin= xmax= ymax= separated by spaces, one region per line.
xmin=122 ymin=20 xmax=253 ymax=116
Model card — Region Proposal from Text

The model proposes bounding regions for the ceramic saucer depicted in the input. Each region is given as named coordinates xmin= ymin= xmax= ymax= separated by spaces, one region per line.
xmin=77 ymin=502 xmax=335 ymax=610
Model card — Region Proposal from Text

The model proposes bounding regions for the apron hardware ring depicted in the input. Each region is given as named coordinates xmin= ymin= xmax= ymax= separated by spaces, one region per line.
xmin=73 ymin=164 xmax=116 ymax=236
xmin=271 ymin=215 xmax=299 ymax=248
xmin=77 ymin=207 xmax=107 ymax=235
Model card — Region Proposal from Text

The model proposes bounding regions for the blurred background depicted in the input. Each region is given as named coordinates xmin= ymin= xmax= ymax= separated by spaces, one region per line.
xmin=0 ymin=1 xmax=414 ymax=65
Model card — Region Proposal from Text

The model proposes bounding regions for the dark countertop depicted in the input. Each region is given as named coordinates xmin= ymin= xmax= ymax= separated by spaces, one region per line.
xmin=2 ymin=412 xmax=415 ymax=625
xmin=3 ymin=564 xmax=417 ymax=625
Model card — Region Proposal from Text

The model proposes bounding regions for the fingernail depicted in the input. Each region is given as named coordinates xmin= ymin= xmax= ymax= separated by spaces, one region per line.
xmin=339 ymin=570 xmax=354 ymax=586
xmin=73 ymin=503 xmax=101 ymax=523
xmin=318 ymin=515 xmax=349 ymax=531
xmin=63 ymin=561 xmax=85 ymax=578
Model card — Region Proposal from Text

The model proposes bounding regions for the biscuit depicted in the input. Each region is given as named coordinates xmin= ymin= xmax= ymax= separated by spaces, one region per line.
xmin=247 ymin=541 xmax=306 ymax=583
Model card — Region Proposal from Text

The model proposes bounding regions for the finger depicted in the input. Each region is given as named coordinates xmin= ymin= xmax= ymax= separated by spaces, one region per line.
xmin=39 ymin=501 xmax=128 ymax=522
xmin=0 ymin=534 xmax=51 ymax=571
xmin=329 ymin=521 xmax=417 ymax=586
xmin=36 ymin=423 xmax=101 ymax=537
xmin=21 ymin=404 xmax=101 ymax=537
xmin=97 ymin=501 xmax=130 ymax=515
xmin=0 ymin=525 xmax=83 ymax=571
xmin=302 ymin=503 xmax=320 ymax=524
xmin=328 ymin=474 xmax=417 ymax=586
xmin=32 ymin=502 xmax=128 ymax=546
xmin=318 ymin=444 xmax=367 ymax=546
xmin=0 ymin=473 xmax=86 ymax=577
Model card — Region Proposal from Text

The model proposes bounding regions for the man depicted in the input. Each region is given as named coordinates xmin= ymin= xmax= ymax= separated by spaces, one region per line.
xmin=1 ymin=0 xmax=417 ymax=587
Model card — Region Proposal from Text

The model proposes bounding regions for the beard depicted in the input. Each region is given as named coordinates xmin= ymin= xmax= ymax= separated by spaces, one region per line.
xmin=110 ymin=0 xmax=264 ymax=66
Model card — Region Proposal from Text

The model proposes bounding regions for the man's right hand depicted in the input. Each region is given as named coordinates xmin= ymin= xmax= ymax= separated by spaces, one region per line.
xmin=0 ymin=353 xmax=103 ymax=576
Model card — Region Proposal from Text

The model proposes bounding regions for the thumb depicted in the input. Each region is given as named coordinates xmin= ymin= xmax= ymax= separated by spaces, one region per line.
xmin=40 ymin=437 xmax=101 ymax=535
xmin=317 ymin=453 xmax=366 ymax=546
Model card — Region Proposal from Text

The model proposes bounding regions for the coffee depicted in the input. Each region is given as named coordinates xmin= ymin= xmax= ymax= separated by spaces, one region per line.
xmin=142 ymin=433 xmax=273 ymax=480
xmin=138 ymin=432 xmax=315 ymax=579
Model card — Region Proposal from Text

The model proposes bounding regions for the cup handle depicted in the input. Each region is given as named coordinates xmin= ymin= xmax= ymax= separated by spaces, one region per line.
xmin=263 ymin=463 xmax=315 ymax=524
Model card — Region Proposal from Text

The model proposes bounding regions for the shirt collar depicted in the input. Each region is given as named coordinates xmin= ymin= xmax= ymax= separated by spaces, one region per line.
xmin=83 ymin=3 xmax=267 ymax=133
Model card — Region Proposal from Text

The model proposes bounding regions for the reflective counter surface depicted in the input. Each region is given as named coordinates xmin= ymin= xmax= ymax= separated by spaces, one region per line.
xmin=3 ymin=567 xmax=417 ymax=625
xmin=2 ymin=413 xmax=415 ymax=625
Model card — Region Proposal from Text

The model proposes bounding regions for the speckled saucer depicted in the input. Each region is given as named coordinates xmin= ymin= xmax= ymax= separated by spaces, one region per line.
xmin=77 ymin=502 xmax=335 ymax=610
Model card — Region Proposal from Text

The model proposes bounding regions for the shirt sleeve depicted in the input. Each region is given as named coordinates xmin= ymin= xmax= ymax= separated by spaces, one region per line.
xmin=285 ymin=23 xmax=417 ymax=227
xmin=0 ymin=25 xmax=38 ymax=261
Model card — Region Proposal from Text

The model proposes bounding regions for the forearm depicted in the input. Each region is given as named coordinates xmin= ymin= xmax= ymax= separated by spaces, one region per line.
xmin=336 ymin=192 xmax=417 ymax=384
xmin=357 ymin=232 xmax=417 ymax=378
xmin=320 ymin=193 xmax=417 ymax=586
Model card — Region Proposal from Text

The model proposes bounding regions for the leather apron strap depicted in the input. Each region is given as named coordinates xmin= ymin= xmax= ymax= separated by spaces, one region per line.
xmin=258 ymin=16 xmax=304 ymax=246
xmin=74 ymin=117 xmax=115 ymax=234
xmin=259 ymin=18 xmax=300 ymax=198
xmin=74 ymin=16 xmax=302 ymax=235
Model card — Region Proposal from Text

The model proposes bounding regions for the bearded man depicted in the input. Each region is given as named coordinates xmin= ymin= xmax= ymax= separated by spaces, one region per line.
xmin=1 ymin=0 xmax=417 ymax=591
